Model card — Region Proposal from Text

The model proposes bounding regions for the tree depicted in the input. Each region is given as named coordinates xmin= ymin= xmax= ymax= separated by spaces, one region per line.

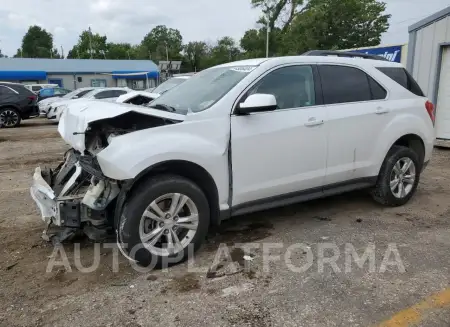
xmin=67 ymin=29 xmax=108 ymax=59
xmin=15 ymin=25 xmax=60 ymax=58
xmin=284 ymin=0 xmax=390 ymax=54
xmin=140 ymin=25 xmax=183 ymax=61
xmin=240 ymin=27 xmax=284 ymax=57
xmin=0 ymin=49 xmax=6 ymax=58
xmin=107 ymin=42 xmax=133 ymax=59
xmin=208 ymin=37 xmax=241 ymax=66
xmin=184 ymin=41 xmax=208 ymax=71
xmin=251 ymin=0 xmax=307 ymax=32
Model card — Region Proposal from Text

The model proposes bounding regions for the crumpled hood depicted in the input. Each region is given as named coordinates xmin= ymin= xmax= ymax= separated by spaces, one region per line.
xmin=58 ymin=100 xmax=186 ymax=152
xmin=116 ymin=90 xmax=160 ymax=103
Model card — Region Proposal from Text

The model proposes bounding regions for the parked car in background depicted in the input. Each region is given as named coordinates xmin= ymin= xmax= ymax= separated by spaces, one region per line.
xmin=24 ymin=84 xmax=58 ymax=94
xmin=145 ymin=75 xmax=191 ymax=95
xmin=116 ymin=75 xmax=192 ymax=106
xmin=38 ymin=87 xmax=72 ymax=102
xmin=47 ymin=87 xmax=132 ymax=122
xmin=38 ymin=87 xmax=96 ymax=117
xmin=30 ymin=52 xmax=435 ymax=266
xmin=0 ymin=82 xmax=38 ymax=128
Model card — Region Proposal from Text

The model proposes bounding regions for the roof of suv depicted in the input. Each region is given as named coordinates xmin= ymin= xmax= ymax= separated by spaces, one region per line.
xmin=217 ymin=55 xmax=403 ymax=69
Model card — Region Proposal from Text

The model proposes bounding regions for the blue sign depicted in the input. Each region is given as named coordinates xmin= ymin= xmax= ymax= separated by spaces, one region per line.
xmin=349 ymin=45 xmax=402 ymax=63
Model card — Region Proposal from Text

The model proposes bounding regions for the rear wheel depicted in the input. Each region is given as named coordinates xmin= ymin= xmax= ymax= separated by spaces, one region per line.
xmin=371 ymin=145 xmax=420 ymax=206
xmin=120 ymin=174 xmax=210 ymax=267
xmin=0 ymin=108 xmax=21 ymax=128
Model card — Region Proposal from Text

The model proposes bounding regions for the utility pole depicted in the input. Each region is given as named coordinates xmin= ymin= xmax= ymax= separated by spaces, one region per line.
xmin=266 ymin=19 xmax=270 ymax=58
xmin=88 ymin=26 xmax=93 ymax=59
xmin=165 ymin=41 xmax=169 ymax=61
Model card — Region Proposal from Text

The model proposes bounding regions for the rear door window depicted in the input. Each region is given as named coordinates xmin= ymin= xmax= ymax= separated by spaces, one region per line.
xmin=376 ymin=67 xmax=424 ymax=97
xmin=94 ymin=90 xmax=115 ymax=99
xmin=0 ymin=86 xmax=18 ymax=98
xmin=318 ymin=65 xmax=373 ymax=104
xmin=113 ymin=90 xmax=128 ymax=97
xmin=76 ymin=90 xmax=92 ymax=98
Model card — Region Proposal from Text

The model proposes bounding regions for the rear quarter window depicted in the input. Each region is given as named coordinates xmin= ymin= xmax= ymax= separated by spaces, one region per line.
xmin=376 ymin=67 xmax=424 ymax=97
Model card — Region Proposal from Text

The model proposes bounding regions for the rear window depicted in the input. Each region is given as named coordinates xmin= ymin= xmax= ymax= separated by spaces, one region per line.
xmin=376 ymin=67 xmax=424 ymax=97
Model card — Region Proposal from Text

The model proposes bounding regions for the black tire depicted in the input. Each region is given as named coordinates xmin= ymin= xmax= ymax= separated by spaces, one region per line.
xmin=371 ymin=145 xmax=421 ymax=206
xmin=119 ymin=174 xmax=210 ymax=268
xmin=0 ymin=107 xmax=21 ymax=128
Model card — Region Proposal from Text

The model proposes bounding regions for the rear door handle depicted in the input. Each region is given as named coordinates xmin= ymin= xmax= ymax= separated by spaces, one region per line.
xmin=376 ymin=107 xmax=390 ymax=115
xmin=305 ymin=118 xmax=324 ymax=127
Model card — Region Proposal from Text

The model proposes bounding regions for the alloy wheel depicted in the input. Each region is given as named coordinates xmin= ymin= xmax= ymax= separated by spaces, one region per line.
xmin=139 ymin=193 xmax=199 ymax=256
xmin=0 ymin=110 xmax=19 ymax=127
xmin=390 ymin=157 xmax=416 ymax=198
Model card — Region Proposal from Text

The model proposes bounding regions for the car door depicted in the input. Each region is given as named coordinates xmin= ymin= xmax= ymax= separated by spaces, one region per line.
xmin=318 ymin=64 xmax=390 ymax=185
xmin=231 ymin=64 xmax=328 ymax=207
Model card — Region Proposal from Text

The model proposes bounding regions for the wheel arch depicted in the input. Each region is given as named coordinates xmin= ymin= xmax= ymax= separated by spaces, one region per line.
xmin=115 ymin=160 xmax=221 ymax=229
xmin=376 ymin=133 xmax=426 ymax=177
xmin=389 ymin=134 xmax=425 ymax=167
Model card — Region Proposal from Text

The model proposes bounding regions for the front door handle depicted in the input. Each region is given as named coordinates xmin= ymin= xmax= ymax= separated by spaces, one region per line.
xmin=305 ymin=118 xmax=324 ymax=127
xmin=376 ymin=107 xmax=390 ymax=115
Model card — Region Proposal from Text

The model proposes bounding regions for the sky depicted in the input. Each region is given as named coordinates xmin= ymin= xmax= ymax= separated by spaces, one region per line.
xmin=0 ymin=0 xmax=448 ymax=57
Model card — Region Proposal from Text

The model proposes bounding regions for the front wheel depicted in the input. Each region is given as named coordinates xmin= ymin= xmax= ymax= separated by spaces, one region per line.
xmin=0 ymin=108 xmax=21 ymax=128
xmin=120 ymin=174 xmax=210 ymax=267
xmin=371 ymin=145 xmax=421 ymax=206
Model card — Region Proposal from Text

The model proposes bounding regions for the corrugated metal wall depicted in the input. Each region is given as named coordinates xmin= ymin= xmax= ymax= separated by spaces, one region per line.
xmin=411 ymin=16 xmax=450 ymax=97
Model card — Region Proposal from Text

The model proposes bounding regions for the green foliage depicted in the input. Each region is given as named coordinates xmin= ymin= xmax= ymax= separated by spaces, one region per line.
xmin=14 ymin=25 xmax=61 ymax=58
xmin=184 ymin=41 xmax=208 ymax=71
xmin=140 ymin=25 xmax=183 ymax=62
xmin=67 ymin=30 xmax=108 ymax=59
xmin=284 ymin=0 xmax=390 ymax=54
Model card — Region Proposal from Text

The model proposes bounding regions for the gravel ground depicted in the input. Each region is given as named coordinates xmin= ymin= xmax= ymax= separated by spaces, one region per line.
xmin=0 ymin=119 xmax=449 ymax=327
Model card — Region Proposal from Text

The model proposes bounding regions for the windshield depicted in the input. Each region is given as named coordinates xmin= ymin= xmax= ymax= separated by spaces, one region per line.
xmin=152 ymin=78 xmax=187 ymax=94
xmin=149 ymin=66 xmax=255 ymax=114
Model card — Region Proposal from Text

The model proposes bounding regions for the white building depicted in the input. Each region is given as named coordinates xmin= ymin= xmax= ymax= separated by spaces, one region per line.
xmin=0 ymin=58 xmax=160 ymax=90
xmin=407 ymin=6 xmax=450 ymax=141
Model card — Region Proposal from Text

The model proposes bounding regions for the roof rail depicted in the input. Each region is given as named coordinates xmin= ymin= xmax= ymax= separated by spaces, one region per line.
xmin=302 ymin=50 xmax=389 ymax=61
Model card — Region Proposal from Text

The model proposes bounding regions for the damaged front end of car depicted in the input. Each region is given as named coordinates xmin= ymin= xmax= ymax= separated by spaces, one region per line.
xmin=30 ymin=104 xmax=184 ymax=244
xmin=30 ymin=149 xmax=120 ymax=243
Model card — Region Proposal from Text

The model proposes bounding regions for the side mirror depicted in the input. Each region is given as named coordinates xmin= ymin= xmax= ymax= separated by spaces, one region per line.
xmin=72 ymin=95 xmax=79 ymax=99
xmin=236 ymin=93 xmax=277 ymax=115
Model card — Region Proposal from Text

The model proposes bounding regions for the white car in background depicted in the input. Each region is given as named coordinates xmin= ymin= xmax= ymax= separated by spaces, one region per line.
xmin=116 ymin=75 xmax=192 ymax=106
xmin=24 ymin=83 xmax=58 ymax=94
xmin=47 ymin=87 xmax=132 ymax=122
xmin=39 ymin=87 xmax=97 ymax=117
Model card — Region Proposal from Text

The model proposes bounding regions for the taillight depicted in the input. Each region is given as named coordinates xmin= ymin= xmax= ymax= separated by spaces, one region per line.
xmin=425 ymin=100 xmax=435 ymax=125
xmin=27 ymin=95 xmax=36 ymax=101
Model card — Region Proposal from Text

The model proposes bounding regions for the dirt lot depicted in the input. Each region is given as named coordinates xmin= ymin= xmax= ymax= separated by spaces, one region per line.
xmin=1 ymin=119 xmax=450 ymax=327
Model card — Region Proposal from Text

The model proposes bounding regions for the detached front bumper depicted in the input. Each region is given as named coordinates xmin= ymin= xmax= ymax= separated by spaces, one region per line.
xmin=30 ymin=167 xmax=57 ymax=224
xmin=30 ymin=150 xmax=120 ymax=241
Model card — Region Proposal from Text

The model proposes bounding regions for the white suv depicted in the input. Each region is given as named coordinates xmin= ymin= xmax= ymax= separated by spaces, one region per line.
xmin=31 ymin=52 xmax=435 ymax=266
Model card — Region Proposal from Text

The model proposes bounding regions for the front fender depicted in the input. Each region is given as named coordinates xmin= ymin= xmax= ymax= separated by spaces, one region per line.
xmin=96 ymin=116 xmax=230 ymax=199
